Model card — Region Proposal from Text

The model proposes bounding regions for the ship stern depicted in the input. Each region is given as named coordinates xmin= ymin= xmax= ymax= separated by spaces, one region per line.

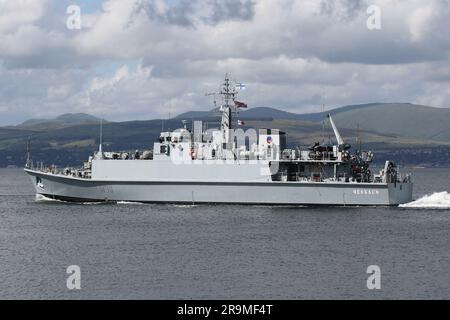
xmin=388 ymin=182 xmax=413 ymax=205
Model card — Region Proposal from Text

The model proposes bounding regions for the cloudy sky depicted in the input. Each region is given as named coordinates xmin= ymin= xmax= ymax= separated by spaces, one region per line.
xmin=1 ymin=0 xmax=450 ymax=125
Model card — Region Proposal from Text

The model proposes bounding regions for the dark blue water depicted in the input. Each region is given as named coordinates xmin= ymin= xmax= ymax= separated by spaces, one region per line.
xmin=0 ymin=168 xmax=449 ymax=299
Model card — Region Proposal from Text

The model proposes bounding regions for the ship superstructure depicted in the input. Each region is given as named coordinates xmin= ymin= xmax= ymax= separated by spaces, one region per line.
xmin=24 ymin=76 xmax=413 ymax=205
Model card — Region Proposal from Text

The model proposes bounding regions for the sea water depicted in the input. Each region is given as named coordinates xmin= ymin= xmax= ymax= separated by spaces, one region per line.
xmin=0 ymin=168 xmax=449 ymax=299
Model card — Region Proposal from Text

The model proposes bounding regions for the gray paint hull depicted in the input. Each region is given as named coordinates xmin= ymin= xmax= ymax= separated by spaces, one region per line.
xmin=25 ymin=169 xmax=413 ymax=206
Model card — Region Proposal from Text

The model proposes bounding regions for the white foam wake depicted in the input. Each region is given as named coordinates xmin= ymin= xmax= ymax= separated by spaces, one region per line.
xmin=35 ymin=194 xmax=105 ymax=205
xmin=117 ymin=201 xmax=146 ymax=205
xmin=35 ymin=194 xmax=65 ymax=203
xmin=400 ymin=191 xmax=450 ymax=209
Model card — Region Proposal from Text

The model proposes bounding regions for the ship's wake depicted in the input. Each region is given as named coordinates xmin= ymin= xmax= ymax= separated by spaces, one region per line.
xmin=35 ymin=194 xmax=108 ymax=205
xmin=400 ymin=191 xmax=450 ymax=209
xmin=35 ymin=194 xmax=66 ymax=203
xmin=117 ymin=201 xmax=147 ymax=205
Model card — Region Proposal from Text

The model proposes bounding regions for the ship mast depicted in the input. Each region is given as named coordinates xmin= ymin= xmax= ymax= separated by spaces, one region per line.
xmin=95 ymin=119 xmax=104 ymax=160
xmin=219 ymin=75 xmax=234 ymax=151
xmin=26 ymin=135 xmax=32 ymax=168
xmin=99 ymin=119 xmax=103 ymax=154
xmin=206 ymin=74 xmax=244 ymax=153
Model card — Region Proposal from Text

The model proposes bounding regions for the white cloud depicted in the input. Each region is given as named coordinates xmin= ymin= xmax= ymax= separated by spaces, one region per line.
xmin=408 ymin=5 xmax=435 ymax=42
xmin=0 ymin=0 xmax=450 ymax=125
xmin=0 ymin=0 xmax=48 ymax=33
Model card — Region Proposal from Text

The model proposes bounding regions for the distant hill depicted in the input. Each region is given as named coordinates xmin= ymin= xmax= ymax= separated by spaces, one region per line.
xmin=176 ymin=103 xmax=390 ymax=121
xmin=176 ymin=107 xmax=304 ymax=120
xmin=290 ymin=103 xmax=386 ymax=121
xmin=175 ymin=109 xmax=217 ymax=119
xmin=1 ymin=103 xmax=450 ymax=167
xmin=179 ymin=103 xmax=450 ymax=142
xmin=239 ymin=107 xmax=305 ymax=120
xmin=330 ymin=103 xmax=450 ymax=141
xmin=238 ymin=103 xmax=392 ymax=121
xmin=17 ymin=113 xmax=104 ymax=131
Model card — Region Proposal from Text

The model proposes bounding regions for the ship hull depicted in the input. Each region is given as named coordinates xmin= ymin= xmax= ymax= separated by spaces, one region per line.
xmin=25 ymin=169 xmax=413 ymax=206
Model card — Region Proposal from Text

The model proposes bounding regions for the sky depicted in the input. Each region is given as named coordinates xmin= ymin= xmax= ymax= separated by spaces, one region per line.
xmin=1 ymin=0 xmax=450 ymax=125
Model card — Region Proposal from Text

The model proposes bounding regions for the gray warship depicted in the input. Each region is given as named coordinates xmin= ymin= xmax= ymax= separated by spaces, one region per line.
xmin=25 ymin=76 xmax=413 ymax=205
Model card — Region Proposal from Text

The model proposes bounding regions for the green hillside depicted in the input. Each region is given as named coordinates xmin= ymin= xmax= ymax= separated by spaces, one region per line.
xmin=13 ymin=113 xmax=104 ymax=131
xmin=1 ymin=103 xmax=450 ymax=167
xmin=331 ymin=103 xmax=450 ymax=141
xmin=177 ymin=103 xmax=450 ymax=142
